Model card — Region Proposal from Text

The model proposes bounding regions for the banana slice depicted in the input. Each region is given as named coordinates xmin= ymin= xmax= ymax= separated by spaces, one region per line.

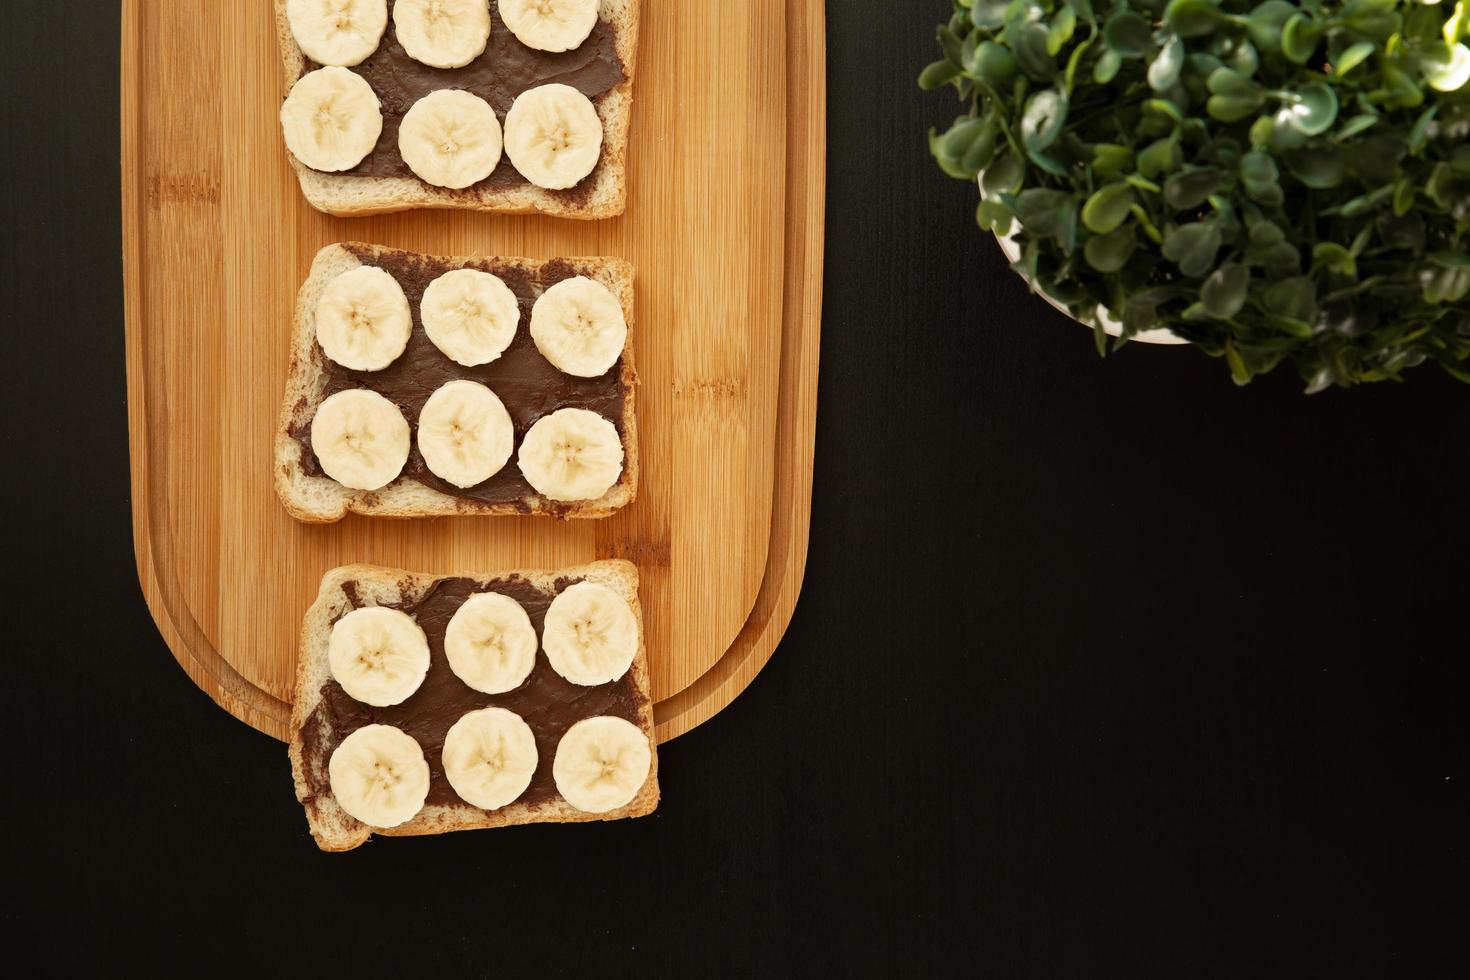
xmin=530 ymin=276 xmax=626 ymax=377
xmin=416 ymin=380 xmax=514 ymax=488
xmin=314 ymin=266 xmax=412 ymax=371
xmin=499 ymin=0 xmax=599 ymax=53
xmin=310 ymin=388 xmax=411 ymax=490
xmin=398 ymin=89 xmax=503 ymax=189
xmin=516 ymin=408 xmax=623 ymax=501
xmin=393 ymin=0 xmax=491 ymax=69
xmin=329 ymin=725 xmax=430 ymax=827
xmin=503 ymin=83 xmax=603 ymax=190
xmin=542 ymin=581 xmax=638 ymax=685
xmin=552 ymin=716 xmax=652 ymax=813
xmin=445 ymin=592 xmax=539 ymax=693
xmin=442 ymin=707 xmax=539 ymax=810
xmin=421 ymin=268 xmax=520 ymax=366
xmin=286 ymin=0 xmax=388 ymax=67
xmin=328 ymin=606 xmax=431 ymax=706
xmin=280 ymin=66 xmax=383 ymax=172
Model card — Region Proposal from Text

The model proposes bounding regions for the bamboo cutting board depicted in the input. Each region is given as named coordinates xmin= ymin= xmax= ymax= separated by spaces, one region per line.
xmin=122 ymin=1 xmax=823 ymax=744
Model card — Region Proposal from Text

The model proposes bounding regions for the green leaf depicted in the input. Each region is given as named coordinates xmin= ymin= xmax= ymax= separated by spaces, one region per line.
xmin=1162 ymin=221 xmax=1223 ymax=277
xmin=971 ymin=0 xmax=1010 ymax=30
xmin=1104 ymin=11 xmax=1154 ymax=58
xmin=1143 ymin=98 xmax=1186 ymax=125
xmin=1341 ymin=0 xmax=1402 ymax=41
xmin=1207 ymin=67 xmax=1261 ymax=97
xmin=1138 ymin=136 xmax=1183 ymax=178
xmin=1224 ymin=339 xmax=1251 ymax=384
xmin=1282 ymin=14 xmax=1322 ymax=64
xmin=1283 ymin=83 xmax=1338 ymax=136
xmin=1408 ymin=106 xmax=1437 ymax=156
xmin=1248 ymin=116 xmax=1274 ymax=149
xmin=1164 ymin=167 xmax=1228 ymax=209
xmin=1393 ymin=182 xmax=1417 ymax=218
xmin=1422 ymin=42 xmax=1470 ymax=92
xmin=1333 ymin=41 xmax=1376 ymax=77
xmin=982 ymin=153 xmax=1025 ymax=195
xmin=1263 ymin=276 xmax=1318 ymax=322
xmin=1285 ymin=147 xmax=1346 ymax=188
xmin=1201 ymin=263 xmax=1250 ymax=317
xmin=1013 ymin=23 xmax=1058 ymax=80
xmin=1084 ymin=226 xmax=1139 ymax=272
xmin=969 ymin=41 xmax=1020 ymax=89
xmin=1245 ymin=0 xmax=1298 ymax=53
xmin=1091 ymin=143 xmax=1134 ymax=177
xmin=1082 ymin=182 xmax=1136 ymax=233
xmin=1048 ymin=8 xmax=1078 ymax=56
xmin=1094 ymin=48 xmax=1124 ymax=83
xmin=1021 ymin=90 xmax=1069 ymax=152
xmin=1164 ymin=0 xmax=1227 ymax=38
xmin=976 ymin=198 xmax=1014 ymax=236
xmin=1013 ymin=188 xmax=1075 ymax=235
xmin=1420 ymin=266 xmax=1470 ymax=304
xmin=1312 ymin=242 xmax=1357 ymax=278
xmin=1333 ymin=113 xmax=1379 ymax=141
xmin=1208 ymin=95 xmax=1264 ymax=122
xmin=1149 ymin=35 xmax=1187 ymax=90
xmin=929 ymin=125 xmax=975 ymax=180
xmin=919 ymin=60 xmax=962 ymax=91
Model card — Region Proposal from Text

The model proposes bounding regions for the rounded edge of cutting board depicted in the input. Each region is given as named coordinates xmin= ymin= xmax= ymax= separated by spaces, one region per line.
xmin=122 ymin=0 xmax=824 ymax=747
xmin=651 ymin=0 xmax=824 ymax=743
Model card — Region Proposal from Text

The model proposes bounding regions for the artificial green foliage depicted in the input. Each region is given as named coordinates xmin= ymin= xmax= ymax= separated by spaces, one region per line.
xmin=922 ymin=0 xmax=1470 ymax=389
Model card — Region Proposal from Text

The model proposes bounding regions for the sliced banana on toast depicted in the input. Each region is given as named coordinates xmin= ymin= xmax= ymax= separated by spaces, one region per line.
xmin=442 ymin=707 xmax=539 ymax=810
xmin=416 ymin=380 xmax=515 ymax=489
xmin=328 ymin=606 xmax=431 ymax=706
xmin=531 ymin=276 xmax=627 ymax=377
xmin=286 ymin=0 xmax=388 ymax=67
xmin=310 ymin=388 xmax=411 ymax=491
xmin=280 ymin=66 xmax=383 ymax=172
xmin=444 ymin=592 xmax=539 ymax=694
xmin=421 ymin=268 xmax=521 ymax=366
xmin=500 ymin=0 xmax=599 ymax=53
xmin=328 ymin=725 xmax=431 ymax=827
xmin=314 ymin=266 xmax=412 ymax=371
xmin=399 ymin=89 xmax=503 ymax=189
xmin=393 ymin=0 xmax=492 ymax=69
xmin=504 ymin=83 xmax=604 ymax=190
xmin=517 ymin=407 xmax=624 ymax=501
xmin=553 ymin=716 xmax=653 ymax=813
xmin=542 ymin=581 xmax=639 ymax=685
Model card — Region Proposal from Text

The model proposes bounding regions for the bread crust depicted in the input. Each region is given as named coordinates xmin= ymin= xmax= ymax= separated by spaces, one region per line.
xmin=274 ymin=242 xmax=639 ymax=522
xmin=273 ymin=0 xmax=640 ymax=218
xmin=290 ymin=559 xmax=658 ymax=851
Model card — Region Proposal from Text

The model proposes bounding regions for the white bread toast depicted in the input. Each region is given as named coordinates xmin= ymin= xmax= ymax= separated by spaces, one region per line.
xmin=290 ymin=560 xmax=659 ymax=851
xmin=274 ymin=242 xmax=639 ymax=522
xmin=273 ymin=0 xmax=640 ymax=218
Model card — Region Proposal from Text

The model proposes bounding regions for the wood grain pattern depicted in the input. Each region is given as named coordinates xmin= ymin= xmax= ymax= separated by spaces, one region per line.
xmin=122 ymin=0 xmax=823 ymax=743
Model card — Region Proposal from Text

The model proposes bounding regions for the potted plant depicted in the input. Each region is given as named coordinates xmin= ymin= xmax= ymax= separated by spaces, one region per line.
xmin=922 ymin=0 xmax=1470 ymax=390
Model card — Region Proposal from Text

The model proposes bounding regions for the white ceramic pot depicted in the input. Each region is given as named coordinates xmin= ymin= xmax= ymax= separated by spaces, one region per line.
xmin=983 ymin=180 xmax=1187 ymax=346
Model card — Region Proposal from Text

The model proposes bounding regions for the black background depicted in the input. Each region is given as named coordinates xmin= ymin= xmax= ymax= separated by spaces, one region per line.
xmin=4 ymin=1 xmax=1467 ymax=973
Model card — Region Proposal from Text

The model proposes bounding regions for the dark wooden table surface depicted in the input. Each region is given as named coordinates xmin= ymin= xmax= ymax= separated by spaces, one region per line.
xmin=4 ymin=1 xmax=1466 ymax=972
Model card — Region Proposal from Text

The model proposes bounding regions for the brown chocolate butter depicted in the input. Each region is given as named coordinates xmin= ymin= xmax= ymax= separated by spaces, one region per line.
xmin=304 ymin=1 xmax=626 ymax=196
xmin=298 ymin=575 xmax=646 ymax=811
xmin=291 ymin=244 xmax=627 ymax=509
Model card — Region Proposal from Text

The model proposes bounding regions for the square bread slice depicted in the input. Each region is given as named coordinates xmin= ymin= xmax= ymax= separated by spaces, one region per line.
xmin=273 ymin=0 xmax=639 ymax=218
xmin=290 ymin=559 xmax=659 ymax=851
xmin=275 ymin=242 xmax=639 ymax=522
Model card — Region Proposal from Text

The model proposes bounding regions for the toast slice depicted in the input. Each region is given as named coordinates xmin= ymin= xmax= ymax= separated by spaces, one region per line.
xmin=273 ymin=0 xmax=640 ymax=218
xmin=275 ymin=242 xmax=639 ymax=522
xmin=290 ymin=560 xmax=659 ymax=851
